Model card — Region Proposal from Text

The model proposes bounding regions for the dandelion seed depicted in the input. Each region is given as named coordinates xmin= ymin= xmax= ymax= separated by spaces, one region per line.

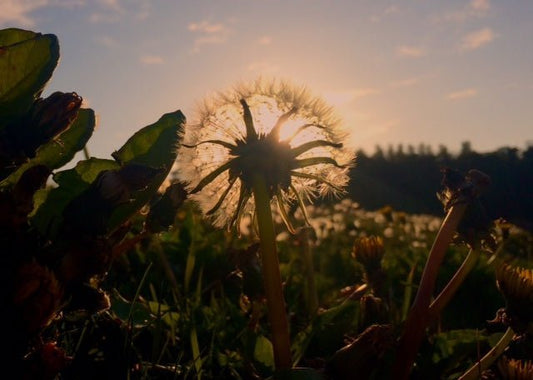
xmin=176 ymin=78 xmax=354 ymax=233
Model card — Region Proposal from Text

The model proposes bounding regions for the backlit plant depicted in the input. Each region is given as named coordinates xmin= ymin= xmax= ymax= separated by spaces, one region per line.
xmin=176 ymin=78 xmax=354 ymax=370
xmin=0 ymin=28 xmax=184 ymax=378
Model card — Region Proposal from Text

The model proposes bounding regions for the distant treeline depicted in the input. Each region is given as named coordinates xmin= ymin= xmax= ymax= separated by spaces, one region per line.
xmin=346 ymin=142 xmax=533 ymax=231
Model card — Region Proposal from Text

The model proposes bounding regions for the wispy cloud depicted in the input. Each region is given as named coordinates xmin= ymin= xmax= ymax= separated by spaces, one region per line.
xmin=0 ymin=0 xmax=84 ymax=27
xmin=188 ymin=20 xmax=226 ymax=34
xmin=439 ymin=0 xmax=491 ymax=23
xmin=447 ymin=88 xmax=478 ymax=100
xmin=396 ymin=45 xmax=426 ymax=58
xmin=95 ymin=35 xmax=118 ymax=48
xmin=257 ymin=36 xmax=272 ymax=45
xmin=323 ymin=88 xmax=380 ymax=106
xmin=390 ymin=78 xmax=420 ymax=88
xmin=370 ymin=5 xmax=400 ymax=23
xmin=460 ymin=27 xmax=495 ymax=50
xmin=139 ymin=55 xmax=165 ymax=65
xmin=89 ymin=12 xmax=120 ymax=23
xmin=246 ymin=61 xmax=279 ymax=74
xmin=97 ymin=0 xmax=121 ymax=12
xmin=188 ymin=20 xmax=230 ymax=53
xmin=89 ymin=0 xmax=123 ymax=23
xmin=471 ymin=0 xmax=490 ymax=12
xmin=89 ymin=0 xmax=150 ymax=23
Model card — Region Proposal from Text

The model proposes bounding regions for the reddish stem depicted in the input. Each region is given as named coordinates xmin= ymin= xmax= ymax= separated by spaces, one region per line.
xmin=392 ymin=203 xmax=468 ymax=379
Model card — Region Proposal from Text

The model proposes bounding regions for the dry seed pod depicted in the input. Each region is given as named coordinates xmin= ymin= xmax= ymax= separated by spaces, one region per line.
xmin=497 ymin=357 xmax=533 ymax=380
xmin=352 ymin=236 xmax=384 ymax=270
xmin=496 ymin=264 xmax=533 ymax=334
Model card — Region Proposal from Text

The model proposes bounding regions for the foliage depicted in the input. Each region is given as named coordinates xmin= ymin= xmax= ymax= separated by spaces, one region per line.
xmin=2 ymin=27 xmax=533 ymax=380
xmin=0 ymin=28 xmax=184 ymax=378
xmin=349 ymin=145 xmax=533 ymax=232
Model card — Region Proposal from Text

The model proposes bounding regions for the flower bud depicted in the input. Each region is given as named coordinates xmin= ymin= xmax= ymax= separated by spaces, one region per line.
xmin=496 ymin=264 xmax=533 ymax=333
xmin=352 ymin=236 xmax=384 ymax=273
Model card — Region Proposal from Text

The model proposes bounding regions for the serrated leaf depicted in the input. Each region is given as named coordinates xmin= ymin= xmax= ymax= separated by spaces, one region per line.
xmin=107 ymin=110 xmax=185 ymax=231
xmin=1 ymin=108 xmax=95 ymax=188
xmin=0 ymin=28 xmax=59 ymax=128
xmin=30 ymin=157 xmax=119 ymax=238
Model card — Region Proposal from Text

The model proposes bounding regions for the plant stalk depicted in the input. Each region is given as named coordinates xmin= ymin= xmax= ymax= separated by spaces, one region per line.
xmin=299 ymin=227 xmax=319 ymax=315
xmin=251 ymin=174 xmax=292 ymax=370
xmin=458 ymin=327 xmax=514 ymax=380
xmin=393 ymin=202 xmax=468 ymax=379
xmin=428 ymin=248 xmax=480 ymax=321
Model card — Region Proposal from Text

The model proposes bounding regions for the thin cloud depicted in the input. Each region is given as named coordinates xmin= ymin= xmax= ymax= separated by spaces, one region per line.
xmin=439 ymin=0 xmax=491 ymax=23
xmin=384 ymin=5 xmax=400 ymax=15
xmin=0 ymin=0 xmax=86 ymax=27
xmin=89 ymin=12 xmax=120 ymax=23
xmin=89 ymin=0 xmax=127 ymax=23
xmin=460 ymin=27 xmax=495 ymax=50
xmin=188 ymin=21 xmax=227 ymax=34
xmin=447 ymin=88 xmax=478 ymax=100
xmin=139 ymin=55 xmax=165 ymax=65
xmin=470 ymin=0 xmax=490 ymax=12
xmin=97 ymin=0 xmax=121 ymax=12
xmin=246 ymin=61 xmax=279 ymax=74
xmin=95 ymin=35 xmax=118 ymax=48
xmin=396 ymin=45 xmax=426 ymax=58
xmin=188 ymin=20 xmax=230 ymax=53
xmin=371 ymin=5 xmax=400 ymax=23
xmin=257 ymin=36 xmax=272 ymax=45
xmin=324 ymin=88 xmax=380 ymax=106
xmin=390 ymin=78 xmax=420 ymax=88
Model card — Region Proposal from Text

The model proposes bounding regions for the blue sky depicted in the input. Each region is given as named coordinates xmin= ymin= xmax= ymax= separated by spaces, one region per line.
xmin=1 ymin=0 xmax=532 ymax=158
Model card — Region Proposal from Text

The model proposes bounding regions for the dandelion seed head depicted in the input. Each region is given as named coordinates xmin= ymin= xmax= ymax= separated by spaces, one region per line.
xmin=176 ymin=78 xmax=355 ymax=231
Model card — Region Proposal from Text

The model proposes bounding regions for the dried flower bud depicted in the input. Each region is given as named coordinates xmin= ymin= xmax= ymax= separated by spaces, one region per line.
xmin=31 ymin=91 xmax=82 ymax=140
xmin=437 ymin=168 xmax=496 ymax=251
xmin=496 ymin=264 xmax=533 ymax=333
xmin=13 ymin=261 xmax=63 ymax=333
xmin=497 ymin=357 xmax=533 ymax=380
xmin=352 ymin=236 xmax=384 ymax=272
xmin=14 ymin=92 xmax=83 ymax=158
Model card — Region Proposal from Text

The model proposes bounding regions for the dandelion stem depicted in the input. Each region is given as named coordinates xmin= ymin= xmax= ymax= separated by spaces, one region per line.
xmin=393 ymin=202 xmax=468 ymax=379
xmin=458 ymin=327 xmax=514 ymax=380
xmin=251 ymin=173 xmax=292 ymax=370
xmin=428 ymin=248 xmax=480 ymax=321
xmin=299 ymin=227 xmax=318 ymax=315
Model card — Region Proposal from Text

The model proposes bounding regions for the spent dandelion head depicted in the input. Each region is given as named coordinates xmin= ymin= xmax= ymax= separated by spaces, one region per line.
xmin=176 ymin=78 xmax=354 ymax=233
xmin=497 ymin=357 xmax=533 ymax=380
xmin=496 ymin=264 xmax=533 ymax=332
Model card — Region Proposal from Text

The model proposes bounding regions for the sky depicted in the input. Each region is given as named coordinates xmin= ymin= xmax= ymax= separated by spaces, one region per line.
xmin=1 ymin=0 xmax=532 ymax=160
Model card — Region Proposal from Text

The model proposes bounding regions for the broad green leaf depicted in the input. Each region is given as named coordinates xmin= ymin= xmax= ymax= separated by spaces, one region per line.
xmin=0 ymin=108 xmax=95 ymax=187
xmin=0 ymin=28 xmax=37 ymax=45
xmin=254 ymin=335 xmax=274 ymax=371
xmin=30 ymin=157 xmax=119 ymax=238
xmin=112 ymin=110 xmax=185 ymax=165
xmin=0 ymin=28 xmax=59 ymax=128
xmin=107 ymin=110 xmax=185 ymax=231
